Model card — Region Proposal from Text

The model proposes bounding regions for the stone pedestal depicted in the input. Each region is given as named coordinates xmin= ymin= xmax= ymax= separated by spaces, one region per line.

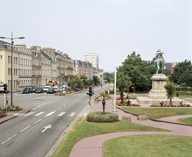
xmin=148 ymin=74 xmax=168 ymax=99
xmin=137 ymin=74 xmax=184 ymax=106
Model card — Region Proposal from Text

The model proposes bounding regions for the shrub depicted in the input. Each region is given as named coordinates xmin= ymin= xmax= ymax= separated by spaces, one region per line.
xmin=87 ymin=111 xmax=118 ymax=122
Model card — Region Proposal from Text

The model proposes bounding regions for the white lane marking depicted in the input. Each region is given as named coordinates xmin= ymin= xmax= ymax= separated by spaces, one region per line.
xmin=45 ymin=110 xmax=56 ymax=118
xmin=58 ymin=107 xmax=62 ymax=110
xmin=35 ymin=112 xmax=44 ymax=116
xmin=2 ymin=134 xmax=16 ymax=144
xmin=33 ymin=100 xmax=53 ymax=110
xmin=63 ymin=104 xmax=66 ymax=107
xmin=24 ymin=112 xmax=34 ymax=116
xmin=42 ymin=125 xmax=51 ymax=133
xmin=57 ymin=112 xmax=66 ymax=116
xmin=34 ymin=119 xmax=42 ymax=124
xmin=20 ymin=125 xmax=31 ymax=132
xmin=69 ymin=112 xmax=76 ymax=117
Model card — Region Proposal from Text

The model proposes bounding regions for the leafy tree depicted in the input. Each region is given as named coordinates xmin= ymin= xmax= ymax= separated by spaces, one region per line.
xmin=169 ymin=60 xmax=192 ymax=84
xmin=178 ymin=69 xmax=192 ymax=87
xmin=164 ymin=69 xmax=171 ymax=77
xmin=116 ymin=72 xmax=132 ymax=103
xmin=180 ymin=83 xmax=187 ymax=87
xmin=164 ymin=82 xmax=176 ymax=105
xmin=94 ymin=92 xmax=111 ymax=115
xmin=87 ymin=79 xmax=93 ymax=86
xmin=67 ymin=75 xmax=82 ymax=89
xmin=80 ymin=75 xmax=88 ymax=86
xmin=118 ymin=51 xmax=151 ymax=92
xmin=93 ymin=75 xmax=100 ymax=86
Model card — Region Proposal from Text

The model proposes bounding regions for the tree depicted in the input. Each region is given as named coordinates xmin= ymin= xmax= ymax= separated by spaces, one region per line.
xmin=118 ymin=51 xmax=151 ymax=92
xmin=164 ymin=82 xmax=176 ymax=105
xmin=178 ymin=69 xmax=192 ymax=87
xmin=80 ymin=75 xmax=88 ymax=86
xmin=93 ymin=75 xmax=100 ymax=86
xmin=67 ymin=76 xmax=82 ymax=89
xmin=116 ymin=72 xmax=132 ymax=103
xmin=169 ymin=60 xmax=192 ymax=84
xmin=94 ymin=92 xmax=111 ymax=115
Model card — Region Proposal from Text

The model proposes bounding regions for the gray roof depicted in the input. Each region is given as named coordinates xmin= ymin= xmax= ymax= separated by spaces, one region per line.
xmin=0 ymin=40 xmax=10 ymax=49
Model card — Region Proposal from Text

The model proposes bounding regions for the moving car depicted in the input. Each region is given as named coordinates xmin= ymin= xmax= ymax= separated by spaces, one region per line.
xmin=35 ymin=87 xmax=44 ymax=93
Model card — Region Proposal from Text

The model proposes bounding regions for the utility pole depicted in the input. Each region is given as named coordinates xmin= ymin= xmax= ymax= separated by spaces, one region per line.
xmin=114 ymin=65 xmax=116 ymax=112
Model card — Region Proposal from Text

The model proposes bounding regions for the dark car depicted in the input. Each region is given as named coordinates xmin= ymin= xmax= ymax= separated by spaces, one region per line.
xmin=23 ymin=88 xmax=30 ymax=94
xmin=26 ymin=87 xmax=33 ymax=93
xmin=47 ymin=88 xmax=55 ymax=94
xmin=32 ymin=87 xmax=37 ymax=92
xmin=35 ymin=87 xmax=44 ymax=93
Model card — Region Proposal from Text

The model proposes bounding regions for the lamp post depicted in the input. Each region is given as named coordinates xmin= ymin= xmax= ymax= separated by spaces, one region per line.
xmin=113 ymin=65 xmax=117 ymax=112
xmin=0 ymin=32 xmax=25 ymax=106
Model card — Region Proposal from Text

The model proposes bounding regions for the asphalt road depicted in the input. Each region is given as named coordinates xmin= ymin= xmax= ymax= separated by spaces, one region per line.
xmin=0 ymin=85 xmax=110 ymax=157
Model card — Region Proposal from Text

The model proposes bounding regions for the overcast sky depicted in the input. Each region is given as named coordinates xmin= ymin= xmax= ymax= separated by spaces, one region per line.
xmin=1 ymin=0 xmax=191 ymax=72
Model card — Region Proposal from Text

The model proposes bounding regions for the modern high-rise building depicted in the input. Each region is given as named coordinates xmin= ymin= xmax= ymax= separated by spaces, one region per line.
xmin=84 ymin=53 xmax=99 ymax=69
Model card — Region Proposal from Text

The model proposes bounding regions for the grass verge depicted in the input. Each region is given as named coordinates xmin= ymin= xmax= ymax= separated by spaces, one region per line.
xmin=120 ymin=107 xmax=192 ymax=119
xmin=177 ymin=117 xmax=192 ymax=125
xmin=104 ymin=134 xmax=192 ymax=157
xmin=52 ymin=117 xmax=168 ymax=157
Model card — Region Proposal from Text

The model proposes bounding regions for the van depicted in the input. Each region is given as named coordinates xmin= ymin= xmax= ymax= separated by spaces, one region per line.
xmin=43 ymin=86 xmax=51 ymax=92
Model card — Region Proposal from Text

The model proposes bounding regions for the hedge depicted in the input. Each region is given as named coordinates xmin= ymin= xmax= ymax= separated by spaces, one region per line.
xmin=87 ymin=111 xmax=118 ymax=122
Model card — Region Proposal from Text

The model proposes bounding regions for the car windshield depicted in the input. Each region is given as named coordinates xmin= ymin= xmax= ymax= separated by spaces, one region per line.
xmin=44 ymin=87 xmax=50 ymax=89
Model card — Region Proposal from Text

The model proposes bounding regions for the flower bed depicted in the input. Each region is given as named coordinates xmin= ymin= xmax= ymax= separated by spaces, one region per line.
xmin=150 ymin=104 xmax=191 ymax=107
xmin=0 ymin=105 xmax=22 ymax=111
xmin=116 ymin=97 xmax=136 ymax=100
xmin=116 ymin=103 xmax=140 ymax=107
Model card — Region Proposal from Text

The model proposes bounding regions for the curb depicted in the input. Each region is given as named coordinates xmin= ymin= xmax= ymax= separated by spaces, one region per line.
xmin=0 ymin=109 xmax=31 ymax=125
xmin=118 ymin=107 xmax=192 ymax=127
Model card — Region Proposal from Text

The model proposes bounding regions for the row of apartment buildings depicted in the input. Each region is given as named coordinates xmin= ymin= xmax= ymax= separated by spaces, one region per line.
xmin=0 ymin=40 xmax=103 ymax=92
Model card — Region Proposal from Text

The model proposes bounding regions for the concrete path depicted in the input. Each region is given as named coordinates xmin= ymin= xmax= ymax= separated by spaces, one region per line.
xmin=69 ymin=96 xmax=192 ymax=157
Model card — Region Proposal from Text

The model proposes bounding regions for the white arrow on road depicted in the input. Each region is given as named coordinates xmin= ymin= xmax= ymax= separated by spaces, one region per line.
xmin=42 ymin=125 xmax=51 ymax=133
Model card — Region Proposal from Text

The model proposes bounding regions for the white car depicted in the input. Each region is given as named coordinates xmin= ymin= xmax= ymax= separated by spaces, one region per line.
xmin=52 ymin=87 xmax=58 ymax=92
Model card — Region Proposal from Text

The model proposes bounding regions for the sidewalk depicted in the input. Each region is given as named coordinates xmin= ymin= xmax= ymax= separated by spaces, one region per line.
xmin=69 ymin=97 xmax=192 ymax=157
xmin=0 ymin=109 xmax=30 ymax=124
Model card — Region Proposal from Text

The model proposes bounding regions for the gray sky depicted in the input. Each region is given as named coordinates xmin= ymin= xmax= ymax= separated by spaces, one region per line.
xmin=1 ymin=0 xmax=191 ymax=72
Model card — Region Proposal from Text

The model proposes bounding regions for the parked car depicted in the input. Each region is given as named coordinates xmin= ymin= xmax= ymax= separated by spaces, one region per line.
xmin=35 ymin=87 xmax=44 ymax=93
xmin=32 ymin=87 xmax=37 ymax=92
xmin=59 ymin=86 xmax=67 ymax=92
xmin=47 ymin=88 xmax=55 ymax=94
xmin=43 ymin=86 xmax=51 ymax=92
xmin=23 ymin=88 xmax=30 ymax=94
xmin=28 ymin=87 xmax=33 ymax=93
xmin=52 ymin=87 xmax=58 ymax=93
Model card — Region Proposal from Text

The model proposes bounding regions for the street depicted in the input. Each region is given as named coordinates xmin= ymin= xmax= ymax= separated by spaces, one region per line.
xmin=0 ymin=85 xmax=110 ymax=157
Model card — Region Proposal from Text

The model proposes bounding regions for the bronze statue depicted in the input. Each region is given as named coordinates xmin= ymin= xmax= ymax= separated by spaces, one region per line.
xmin=154 ymin=49 xmax=165 ymax=74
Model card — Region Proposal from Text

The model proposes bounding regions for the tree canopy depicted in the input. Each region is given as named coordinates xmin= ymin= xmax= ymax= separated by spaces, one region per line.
xmin=118 ymin=51 xmax=153 ymax=92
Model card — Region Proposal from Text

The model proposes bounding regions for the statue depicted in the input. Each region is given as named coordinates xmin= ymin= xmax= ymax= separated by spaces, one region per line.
xmin=154 ymin=49 xmax=165 ymax=74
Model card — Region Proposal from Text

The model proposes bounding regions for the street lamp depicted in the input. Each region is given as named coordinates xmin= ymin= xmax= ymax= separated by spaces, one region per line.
xmin=0 ymin=32 xmax=25 ymax=106
xmin=113 ymin=65 xmax=117 ymax=112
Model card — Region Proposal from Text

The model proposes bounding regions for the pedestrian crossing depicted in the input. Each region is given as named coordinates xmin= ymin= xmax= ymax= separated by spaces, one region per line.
xmin=14 ymin=111 xmax=75 ymax=118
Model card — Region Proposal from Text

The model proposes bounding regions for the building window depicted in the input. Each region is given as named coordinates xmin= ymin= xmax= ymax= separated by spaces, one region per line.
xmin=8 ymin=56 xmax=11 ymax=63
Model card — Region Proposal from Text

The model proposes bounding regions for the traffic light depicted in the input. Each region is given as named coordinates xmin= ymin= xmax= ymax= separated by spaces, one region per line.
xmin=4 ymin=84 xmax=7 ymax=92
xmin=87 ymin=86 xmax=92 ymax=97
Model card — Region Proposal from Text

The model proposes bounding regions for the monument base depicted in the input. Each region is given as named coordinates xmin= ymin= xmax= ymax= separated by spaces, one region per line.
xmin=137 ymin=97 xmax=184 ymax=107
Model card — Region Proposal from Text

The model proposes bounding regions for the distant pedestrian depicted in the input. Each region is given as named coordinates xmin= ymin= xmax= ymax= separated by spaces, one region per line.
xmin=105 ymin=90 xmax=107 ymax=94
xmin=5 ymin=96 xmax=9 ymax=105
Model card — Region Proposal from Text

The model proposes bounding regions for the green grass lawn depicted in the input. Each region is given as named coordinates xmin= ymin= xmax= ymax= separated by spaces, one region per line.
xmin=104 ymin=134 xmax=192 ymax=157
xmin=52 ymin=117 xmax=168 ymax=157
xmin=177 ymin=117 xmax=192 ymax=125
xmin=120 ymin=107 xmax=192 ymax=119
